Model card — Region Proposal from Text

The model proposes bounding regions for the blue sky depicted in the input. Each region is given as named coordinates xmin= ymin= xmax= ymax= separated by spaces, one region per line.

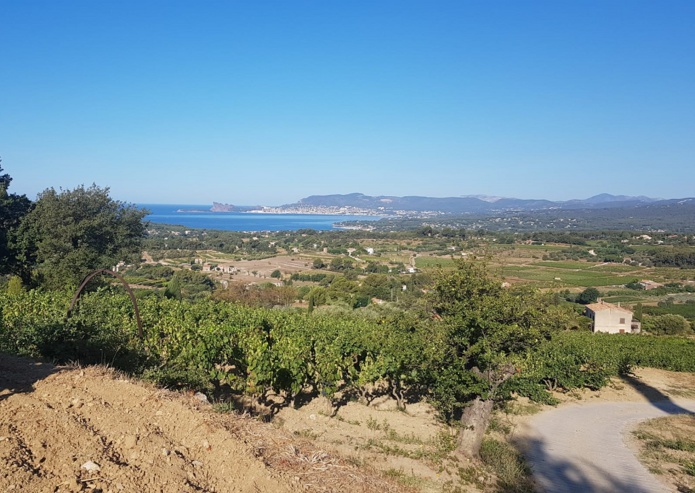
xmin=2 ymin=1 xmax=694 ymax=205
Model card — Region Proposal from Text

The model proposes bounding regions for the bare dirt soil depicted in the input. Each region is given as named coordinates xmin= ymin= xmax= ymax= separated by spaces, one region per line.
xmin=4 ymin=351 xmax=695 ymax=493
xmin=0 ymin=354 xmax=405 ymax=493
xmin=274 ymin=395 xmax=461 ymax=492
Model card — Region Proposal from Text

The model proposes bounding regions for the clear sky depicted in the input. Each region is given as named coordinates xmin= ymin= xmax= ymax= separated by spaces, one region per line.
xmin=2 ymin=1 xmax=694 ymax=205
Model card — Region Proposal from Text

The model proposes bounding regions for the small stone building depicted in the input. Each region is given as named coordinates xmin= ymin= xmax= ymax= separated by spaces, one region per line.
xmin=639 ymin=280 xmax=663 ymax=290
xmin=585 ymin=301 xmax=641 ymax=334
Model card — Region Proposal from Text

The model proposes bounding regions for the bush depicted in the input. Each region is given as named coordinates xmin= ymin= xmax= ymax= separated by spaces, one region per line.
xmin=625 ymin=281 xmax=644 ymax=290
xmin=4 ymin=276 xmax=25 ymax=296
xmin=642 ymin=314 xmax=692 ymax=336
xmin=0 ymin=290 xmax=148 ymax=372
xmin=479 ymin=439 xmax=534 ymax=492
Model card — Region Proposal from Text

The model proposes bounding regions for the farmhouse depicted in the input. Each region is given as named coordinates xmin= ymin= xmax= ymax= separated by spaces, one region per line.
xmin=639 ymin=279 xmax=663 ymax=290
xmin=585 ymin=301 xmax=641 ymax=334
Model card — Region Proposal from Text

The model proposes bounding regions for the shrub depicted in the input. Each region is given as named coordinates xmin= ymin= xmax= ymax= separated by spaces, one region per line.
xmin=479 ymin=439 xmax=534 ymax=492
xmin=642 ymin=314 xmax=692 ymax=336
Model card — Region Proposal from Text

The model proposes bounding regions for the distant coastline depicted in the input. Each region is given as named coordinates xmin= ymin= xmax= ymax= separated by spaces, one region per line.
xmin=176 ymin=202 xmax=385 ymax=217
xmin=175 ymin=208 xmax=381 ymax=216
xmin=141 ymin=204 xmax=384 ymax=232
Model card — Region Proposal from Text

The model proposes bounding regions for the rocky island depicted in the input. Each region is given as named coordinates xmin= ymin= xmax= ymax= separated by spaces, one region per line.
xmin=210 ymin=202 xmax=237 ymax=212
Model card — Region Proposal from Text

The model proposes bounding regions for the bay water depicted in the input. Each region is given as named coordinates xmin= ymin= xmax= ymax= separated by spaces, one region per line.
xmin=139 ymin=204 xmax=381 ymax=232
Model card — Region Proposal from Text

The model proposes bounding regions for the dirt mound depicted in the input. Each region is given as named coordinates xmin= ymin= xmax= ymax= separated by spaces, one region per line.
xmin=0 ymin=354 xmax=403 ymax=493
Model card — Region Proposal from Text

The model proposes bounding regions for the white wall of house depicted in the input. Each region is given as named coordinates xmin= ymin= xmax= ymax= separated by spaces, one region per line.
xmin=586 ymin=303 xmax=634 ymax=334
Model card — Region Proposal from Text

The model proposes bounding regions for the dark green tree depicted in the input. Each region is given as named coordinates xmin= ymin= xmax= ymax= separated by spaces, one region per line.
xmin=429 ymin=260 xmax=560 ymax=457
xmin=164 ymin=275 xmax=182 ymax=300
xmin=307 ymin=286 xmax=327 ymax=312
xmin=360 ymin=274 xmax=395 ymax=300
xmin=168 ymin=269 xmax=215 ymax=301
xmin=0 ymin=161 xmax=32 ymax=279
xmin=576 ymin=287 xmax=600 ymax=304
xmin=16 ymin=184 xmax=147 ymax=289
xmin=329 ymin=257 xmax=354 ymax=271
xmin=633 ymin=302 xmax=643 ymax=322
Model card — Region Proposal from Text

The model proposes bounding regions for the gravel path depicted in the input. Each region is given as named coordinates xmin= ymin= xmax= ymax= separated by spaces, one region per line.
xmin=525 ymin=399 xmax=695 ymax=493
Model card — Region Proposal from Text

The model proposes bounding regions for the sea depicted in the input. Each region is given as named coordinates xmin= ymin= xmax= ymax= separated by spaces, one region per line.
xmin=139 ymin=204 xmax=382 ymax=232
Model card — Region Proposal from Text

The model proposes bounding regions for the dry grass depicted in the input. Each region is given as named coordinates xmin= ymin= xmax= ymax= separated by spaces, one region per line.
xmin=211 ymin=410 xmax=416 ymax=493
xmin=633 ymin=414 xmax=695 ymax=492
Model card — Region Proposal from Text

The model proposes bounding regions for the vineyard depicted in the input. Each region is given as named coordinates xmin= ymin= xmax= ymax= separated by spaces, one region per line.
xmin=3 ymin=287 xmax=695 ymax=422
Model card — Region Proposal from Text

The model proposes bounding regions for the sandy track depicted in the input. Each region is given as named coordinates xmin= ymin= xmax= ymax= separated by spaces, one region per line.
xmin=525 ymin=399 xmax=695 ymax=493
xmin=0 ymin=354 xmax=297 ymax=493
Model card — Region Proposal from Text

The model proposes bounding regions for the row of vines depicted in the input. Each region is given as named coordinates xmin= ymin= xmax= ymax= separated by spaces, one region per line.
xmin=0 ymin=289 xmax=432 ymax=413
xmin=2 ymin=289 xmax=695 ymax=418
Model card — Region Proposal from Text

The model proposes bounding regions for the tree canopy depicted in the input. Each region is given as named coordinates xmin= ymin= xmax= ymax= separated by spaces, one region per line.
xmin=642 ymin=314 xmax=692 ymax=336
xmin=577 ymin=287 xmax=601 ymax=304
xmin=0 ymin=161 xmax=32 ymax=277
xmin=428 ymin=259 xmax=563 ymax=457
xmin=16 ymin=185 xmax=148 ymax=289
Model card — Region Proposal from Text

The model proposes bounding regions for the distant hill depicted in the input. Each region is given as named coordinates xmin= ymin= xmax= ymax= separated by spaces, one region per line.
xmin=285 ymin=192 xmax=667 ymax=214
xmin=336 ymin=197 xmax=695 ymax=233
xmin=583 ymin=193 xmax=658 ymax=204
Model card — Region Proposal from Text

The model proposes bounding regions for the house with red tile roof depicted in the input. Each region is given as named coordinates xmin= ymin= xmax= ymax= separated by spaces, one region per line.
xmin=585 ymin=301 xmax=641 ymax=334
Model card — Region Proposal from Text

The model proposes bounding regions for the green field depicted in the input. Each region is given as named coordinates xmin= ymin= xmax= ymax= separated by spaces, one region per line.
xmin=643 ymin=303 xmax=695 ymax=320
xmin=651 ymin=267 xmax=695 ymax=282
xmin=415 ymin=256 xmax=458 ymax=269
xmin=514 ymin=244 xmax=567 ymax=251
xmin=533 ymin=261 xmax=592 ymax=269
xmin=589 ymin=264 xmax=643 ymax=273
xmin=499 ymin=265 xmax=630 ymax=287
xmin=415 ymin=257 xmax=646 ymax=288
xmin=532 ymin=261 xmax=643 ymax=273
xmin=601 ymin=295 xmax=646 ymax=304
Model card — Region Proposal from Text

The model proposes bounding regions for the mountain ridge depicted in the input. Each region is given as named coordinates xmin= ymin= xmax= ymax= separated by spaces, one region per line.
xmin=283 ymin=192 xmax=669 ymax=214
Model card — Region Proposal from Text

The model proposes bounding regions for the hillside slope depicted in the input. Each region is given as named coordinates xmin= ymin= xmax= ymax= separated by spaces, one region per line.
xmin=0 ymin=354 xmax=404 ymax=493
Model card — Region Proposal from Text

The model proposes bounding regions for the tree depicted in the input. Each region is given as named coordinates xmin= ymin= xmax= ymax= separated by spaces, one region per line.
xmin=642 ymin=314 xmax=692 ymax=335
xmin=633 ymin=302 xmax=643 ymax=322
xmin=270 ymin=269 xmax=282 ymax=279
xmin=164 ymin=275 xmax=182 ymax=300
xmin=0 ymin=161 xmax=32 ymax=279
xmin=428 ymin=260 xmax=559 ymax=458
xmin=167 ymin=269 xmax=215 ymax=301
xmin=16 ymin=185 xmax=147 ymax=289
xmin=325 ymin=276 xmax=359 ymax=305
xmin=312 ymin=258 xmax=326 ymax=269
xmin=307 ymin=286 xmax=327 ymax=312
xmin=360 ymin=274 xmax=396 ymax=300
xmin=576 ymin=287 xmax=600 ymax=304
xmin=329 ymin=257 xmax=354 ymax=271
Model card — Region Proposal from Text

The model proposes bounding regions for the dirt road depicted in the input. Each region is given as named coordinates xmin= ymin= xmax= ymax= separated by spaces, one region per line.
xmin=525 ymin=399 xmax=695 ymax=493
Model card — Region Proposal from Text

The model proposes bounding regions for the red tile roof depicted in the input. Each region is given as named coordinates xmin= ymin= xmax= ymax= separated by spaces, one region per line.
xmin=585 ymin=301 xmax=632 ymax=313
